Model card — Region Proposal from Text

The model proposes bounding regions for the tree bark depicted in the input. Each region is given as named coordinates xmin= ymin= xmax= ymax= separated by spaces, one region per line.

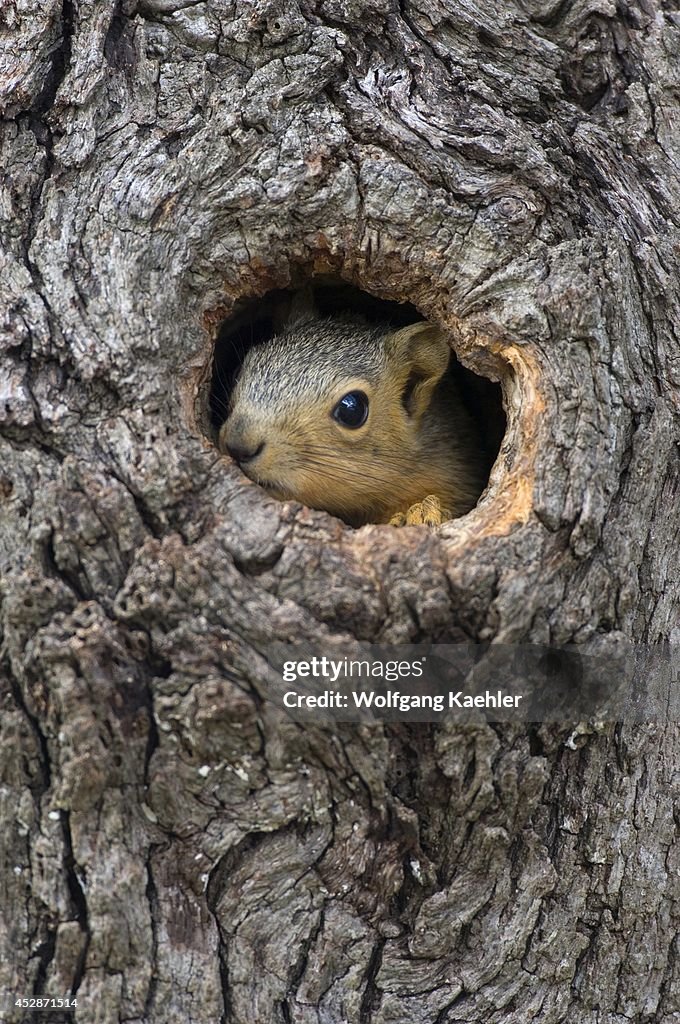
xmin=1 ymin=2 xmax=678 ymax=1023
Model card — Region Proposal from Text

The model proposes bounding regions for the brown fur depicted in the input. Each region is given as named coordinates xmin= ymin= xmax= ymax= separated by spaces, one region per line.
xmin=218 ymin=307 xmax=487 ymax=527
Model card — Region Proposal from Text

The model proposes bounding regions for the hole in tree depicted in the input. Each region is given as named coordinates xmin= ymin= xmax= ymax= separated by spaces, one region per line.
xmin=209 ymin=280 xmax=506 ymax=527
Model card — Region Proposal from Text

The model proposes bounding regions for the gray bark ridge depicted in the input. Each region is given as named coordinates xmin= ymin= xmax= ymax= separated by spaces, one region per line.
xmin=1 ymin=2 xmax=678 ymax=1023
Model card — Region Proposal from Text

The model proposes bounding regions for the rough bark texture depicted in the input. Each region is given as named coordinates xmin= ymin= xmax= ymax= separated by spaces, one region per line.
xmin=1 ymin=2 xmax=679 ymax=1023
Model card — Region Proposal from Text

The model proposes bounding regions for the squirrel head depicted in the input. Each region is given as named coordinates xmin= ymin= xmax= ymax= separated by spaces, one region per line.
xmin=218 ymin=292 xmax=452 ymax=525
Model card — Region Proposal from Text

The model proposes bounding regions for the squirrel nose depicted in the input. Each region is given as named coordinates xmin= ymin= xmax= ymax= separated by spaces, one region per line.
xmin=225 ymin=438 xmax=265 ymax=464
xmin=219 ymin=413 xmax=266 ymax=465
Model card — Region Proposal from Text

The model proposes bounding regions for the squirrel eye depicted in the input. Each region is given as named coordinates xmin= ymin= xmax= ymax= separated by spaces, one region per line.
xmin=332 ymin=390 xmax=369 ymax=429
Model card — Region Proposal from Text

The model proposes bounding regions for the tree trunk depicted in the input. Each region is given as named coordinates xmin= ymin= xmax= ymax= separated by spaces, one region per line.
xmin=1 ymin=2 xmax=678 ymax=1023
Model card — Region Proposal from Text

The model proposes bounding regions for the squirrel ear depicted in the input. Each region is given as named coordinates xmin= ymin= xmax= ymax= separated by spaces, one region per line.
xmin=385 ymin=322 xmax=451 ymax=418
xmin=286 ymin=286 xmax=319 ymax=327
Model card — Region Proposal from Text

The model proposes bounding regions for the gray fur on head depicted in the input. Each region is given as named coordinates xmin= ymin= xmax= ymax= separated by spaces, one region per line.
xmin=230 ymin=316 xmax=391 ymax=414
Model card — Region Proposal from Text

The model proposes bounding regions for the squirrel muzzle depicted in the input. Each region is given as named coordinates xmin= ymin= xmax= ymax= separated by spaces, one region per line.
xmin=220 ymin=415 xmax=264 ymax=465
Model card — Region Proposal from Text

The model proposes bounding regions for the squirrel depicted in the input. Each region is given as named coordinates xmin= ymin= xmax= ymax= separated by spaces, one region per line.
xmin=218 ymin=290 xmax=488 ymax=527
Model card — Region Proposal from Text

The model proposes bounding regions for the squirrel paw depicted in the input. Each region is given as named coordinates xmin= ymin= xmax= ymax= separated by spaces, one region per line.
xmin=390 ymin=494 xmax=450 ymax=527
